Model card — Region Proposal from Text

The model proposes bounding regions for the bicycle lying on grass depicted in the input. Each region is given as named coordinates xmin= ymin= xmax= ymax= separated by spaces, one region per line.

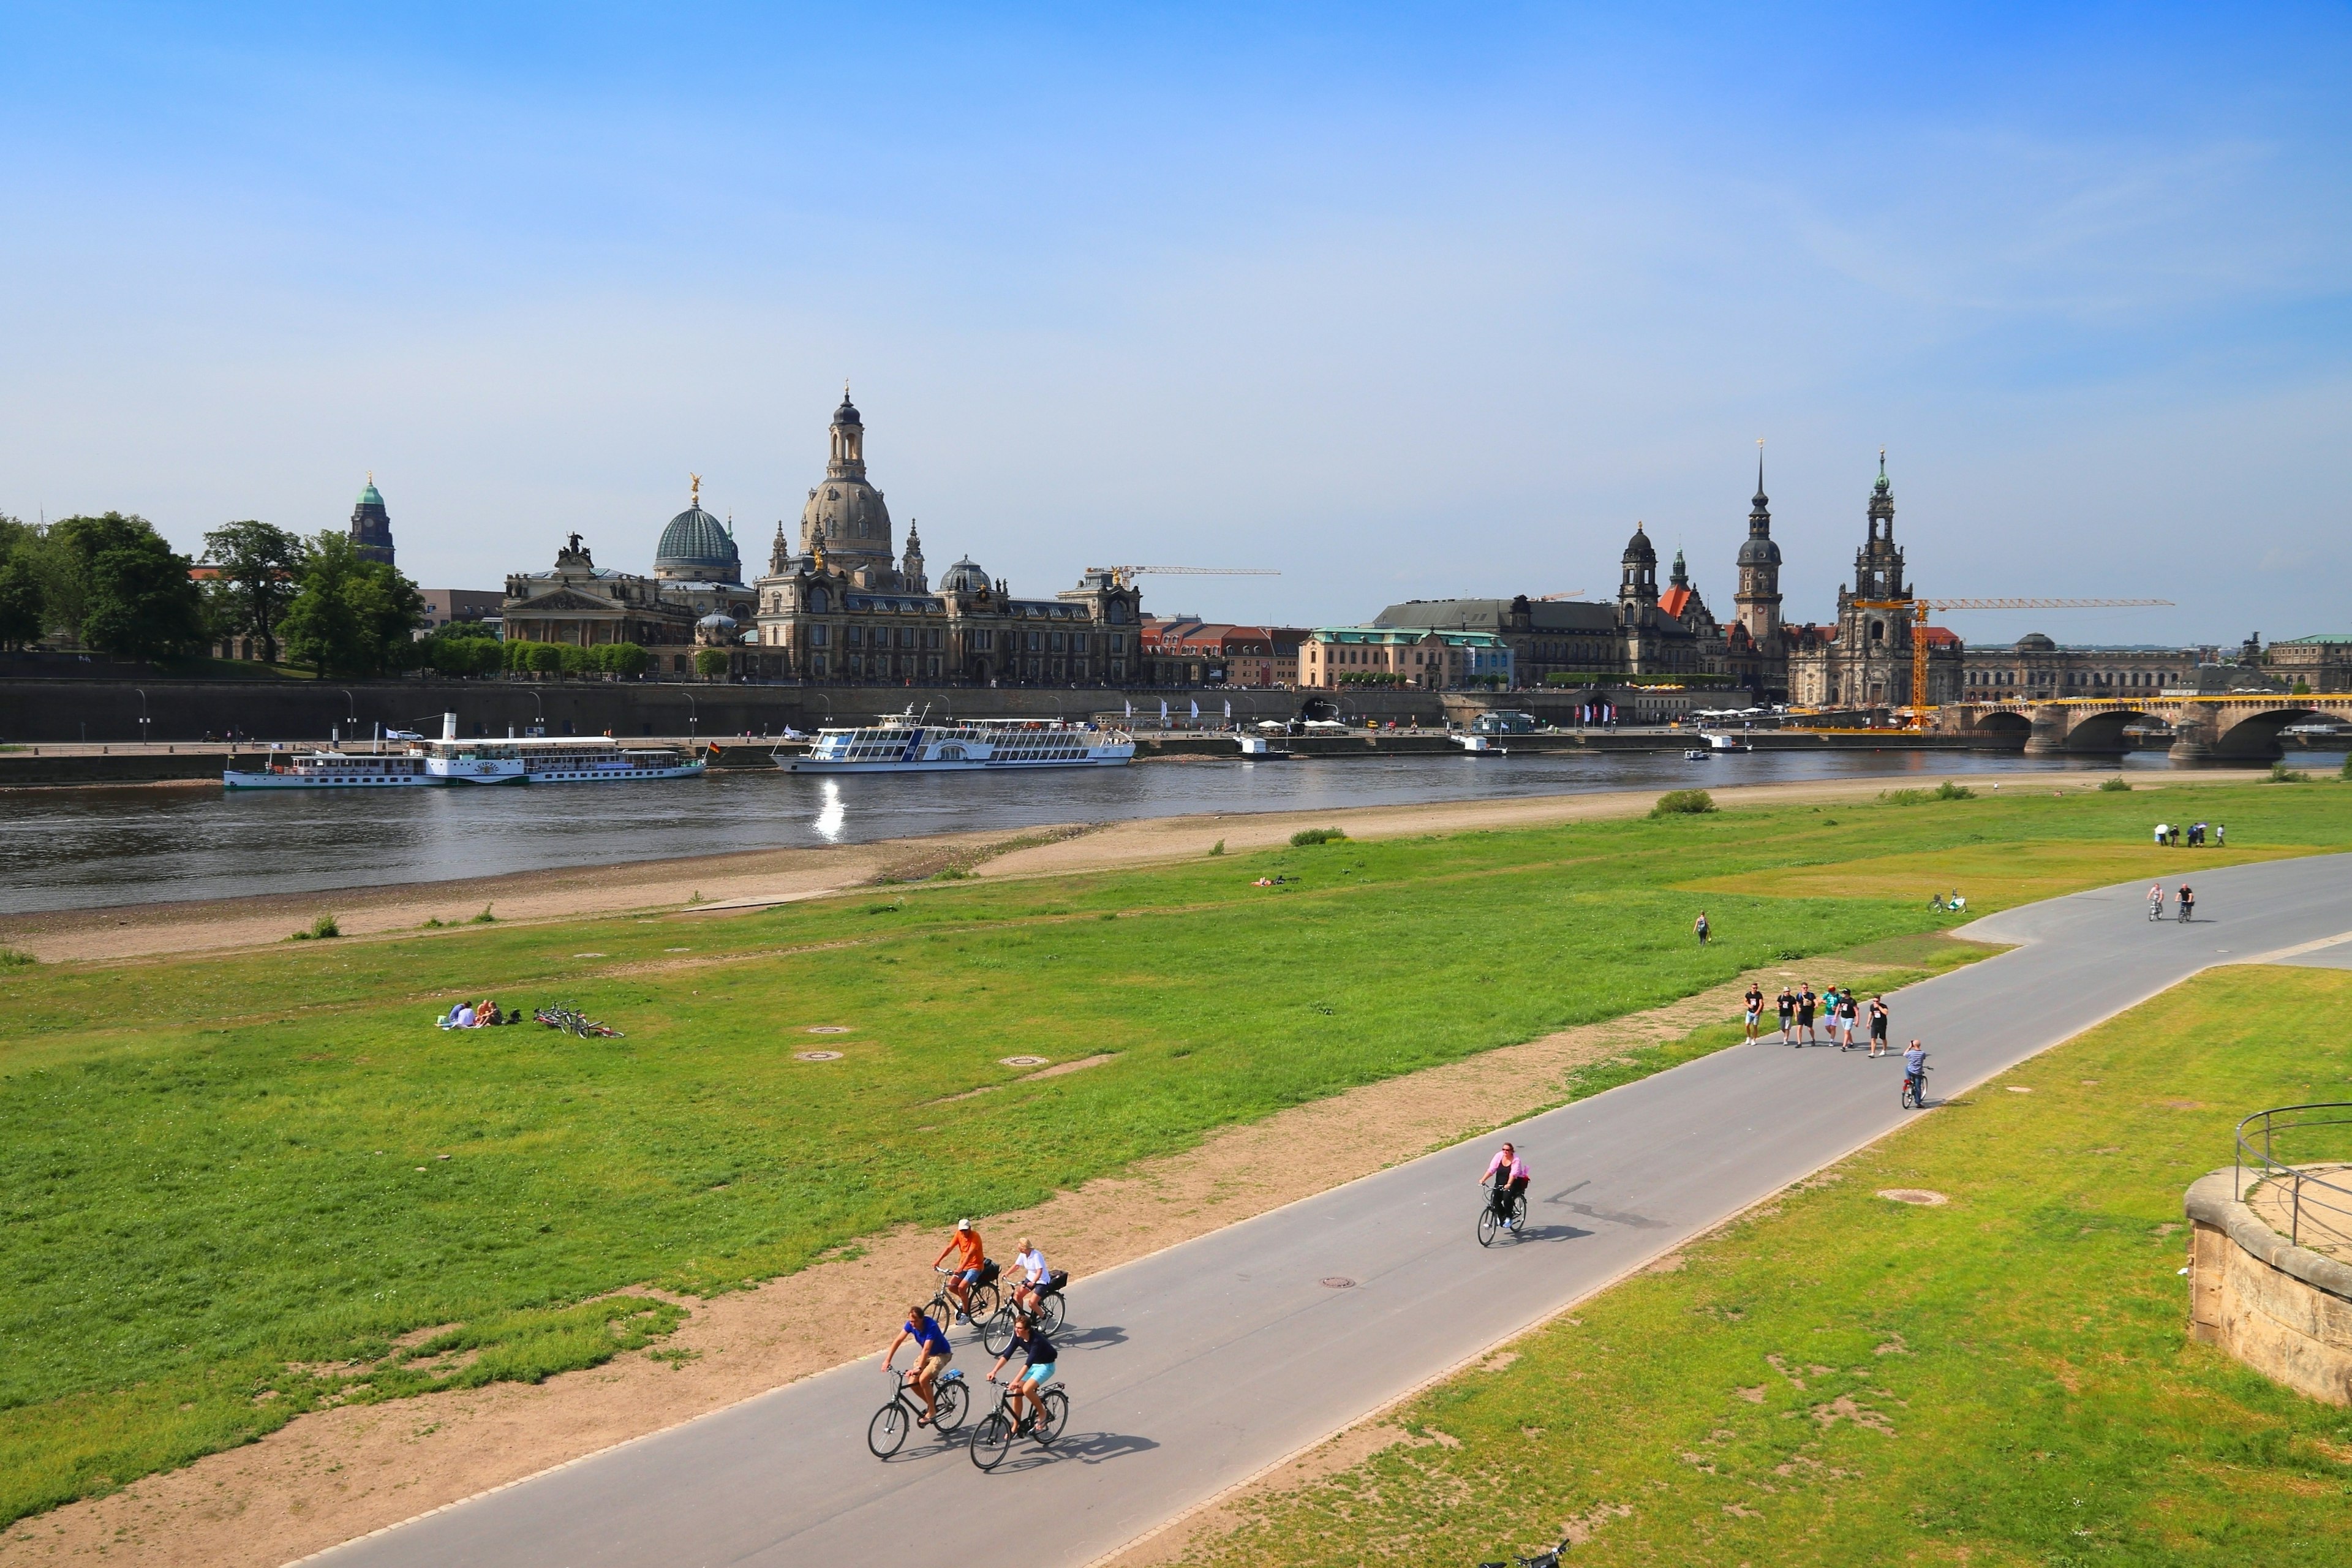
xmin=867 ymin=1367 xmax=968 ymax=1457
xmin=1478 ymin=1536 xmax=1572 ymax=1567
xmin=533 ymin=1003 xmax=623 ymax=1038
xmin=968 ymin=1377 xmax=1069 ymax=1471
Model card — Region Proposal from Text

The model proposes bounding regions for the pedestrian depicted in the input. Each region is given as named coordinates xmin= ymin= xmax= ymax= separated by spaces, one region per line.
xmin=1694 ymin=911 xmax=1710 ymax=946
xmin=1776 ymin=985 xmax=1796 ymax=1045
xmin=1798 ymin=984 xmax=1819 ymax=1045
xmin=2216 ymin=824 xmax=2226 ymax=848
xmin=1868 ymin=994 xmax=1890 ymax=1057
xmin=1744 ymin=982 xmax=1763 ymax=1043
xmin=1837 ymin=990 xmax=1859 ymax=1050
xmin=2152 ymin=823 xmax=2166 ymax=848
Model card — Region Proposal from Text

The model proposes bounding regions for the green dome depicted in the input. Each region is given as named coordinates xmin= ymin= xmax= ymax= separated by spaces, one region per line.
xmin=654 ymin=503 xmax=741 ymax=582
xmin=356 ymin=480 xmax=385 ymax=508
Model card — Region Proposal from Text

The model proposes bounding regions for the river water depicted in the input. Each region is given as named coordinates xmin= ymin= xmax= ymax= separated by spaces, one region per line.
xmin=2 ymin=748 xmax=2165 ymax=915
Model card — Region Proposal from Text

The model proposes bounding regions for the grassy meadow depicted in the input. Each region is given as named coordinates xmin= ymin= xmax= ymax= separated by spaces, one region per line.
xmin=0 ymin=778 xmax=2345 ymax=1525
xmin=1179 ymin=963 xmax=2352 ymax=1568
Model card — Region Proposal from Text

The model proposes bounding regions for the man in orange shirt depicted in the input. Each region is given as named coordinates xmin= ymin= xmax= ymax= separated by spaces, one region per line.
xmin=933 ymin=1218 xmax=988 ymax=1322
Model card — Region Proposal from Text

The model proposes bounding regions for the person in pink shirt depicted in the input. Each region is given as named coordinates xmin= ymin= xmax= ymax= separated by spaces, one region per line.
xmin=1480 ymin=1142 xmax=1531 ymax=1233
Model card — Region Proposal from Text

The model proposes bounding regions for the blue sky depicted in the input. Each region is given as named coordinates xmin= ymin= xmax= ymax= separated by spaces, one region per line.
xmin=2 ymin=3 xmax=2346 ymax=643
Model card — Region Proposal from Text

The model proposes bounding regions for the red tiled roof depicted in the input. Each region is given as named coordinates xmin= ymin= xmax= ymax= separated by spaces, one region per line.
xmin=1920 ymin=625 xmax=1961 ymax=647
xmin=1658 ymin=587 xmax=1693 ymax=618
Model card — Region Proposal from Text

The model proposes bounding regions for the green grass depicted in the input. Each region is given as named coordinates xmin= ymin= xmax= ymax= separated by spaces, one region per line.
xmin=1178 ymin=965 xmax=2352 ymax=1568
xmin=0 ymin=782 xmax=2345 ymax=1525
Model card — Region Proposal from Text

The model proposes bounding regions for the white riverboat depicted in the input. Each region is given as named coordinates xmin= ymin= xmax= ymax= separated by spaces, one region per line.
xmin=781 ymin=712 xmax=1134 ymax=774
xmin=418 ymin=736 xmax=704 ymax=785
xmin=222 ymin=748 xmax=434 ymax=789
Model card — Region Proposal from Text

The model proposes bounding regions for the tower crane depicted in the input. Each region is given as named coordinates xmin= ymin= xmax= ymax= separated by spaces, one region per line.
xmin=1091 ymin=565 xmax=1281 ymax=589
xmin=1851 ymin=593 xmax=2174 ymax=719
xmin=1536 ymin=590 xmax=1586 ymax=601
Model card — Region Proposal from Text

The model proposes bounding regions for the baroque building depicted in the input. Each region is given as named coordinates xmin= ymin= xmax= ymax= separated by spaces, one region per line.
xmin=742 ymin=393 xmax=1143 ymax=683
xmin=1784 ymin=454 xmax=1962 ymax=709
xmin=500 ymin=481 xmax=755 ymax=675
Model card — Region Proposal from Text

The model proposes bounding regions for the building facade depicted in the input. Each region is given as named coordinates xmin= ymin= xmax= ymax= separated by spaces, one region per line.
xmin=501 ymin=491 xmax=756 ymax=676
xmin=2266 ymin=635 xmax=2352 ymax=693
xmin=744 ymin=394 xmax=1143 ymax=683
xmin=1299 ymin=627 xmax=1512 ymax=690
xmin=1784 ymin=455 xmax=1962 ymax=709
xmin=1959 ymin=636 xmax=2210 ymax=702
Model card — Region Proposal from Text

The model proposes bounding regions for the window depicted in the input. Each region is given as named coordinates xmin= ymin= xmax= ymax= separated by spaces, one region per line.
xmin=848 ymin=625 xmax=864 ymax=647
xmin=811 ymin=625 xmax=827 ymax=647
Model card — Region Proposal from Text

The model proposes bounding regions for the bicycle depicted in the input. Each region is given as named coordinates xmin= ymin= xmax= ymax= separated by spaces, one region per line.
xmin=1478 ymin=1537 xmax=1572 ymax=1567
xmin=981 ymin=1270 xmax=1069 ymax=1356
xmin=1900 ymin=1065 xmax=1931 ymax=1110
xmin=927 ymin=1262 xmax=1000 ymax=1330
xmin=1477 ymin=1185 xmax=1529 ymax=1248
xmin=867 ymin=1366 xmax=968 ymax=1458
xmin=968 ymin=1374 xmax=1069 ymax=1471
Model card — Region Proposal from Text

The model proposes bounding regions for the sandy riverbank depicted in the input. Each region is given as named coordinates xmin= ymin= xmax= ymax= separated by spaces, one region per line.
xmin=0 ymin=767 xmax=2262 ymax=965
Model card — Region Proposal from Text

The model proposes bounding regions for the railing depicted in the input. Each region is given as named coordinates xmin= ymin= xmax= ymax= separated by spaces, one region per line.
xmin=2234 ymin=1102 xmax=2352 ymax=1248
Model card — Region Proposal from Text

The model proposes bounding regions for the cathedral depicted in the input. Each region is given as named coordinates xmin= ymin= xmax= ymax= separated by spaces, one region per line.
xmin=743 ymin=393 xmax=1144 ymax=684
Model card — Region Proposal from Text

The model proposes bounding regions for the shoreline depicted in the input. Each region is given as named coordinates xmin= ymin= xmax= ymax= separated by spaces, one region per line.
xmin=0 ymin=766 xmax=2268 ymax=965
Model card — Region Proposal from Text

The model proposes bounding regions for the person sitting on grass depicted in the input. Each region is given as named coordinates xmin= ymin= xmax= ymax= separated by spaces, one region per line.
xmin=475 ymin=1000 xmax=502 ymax=1027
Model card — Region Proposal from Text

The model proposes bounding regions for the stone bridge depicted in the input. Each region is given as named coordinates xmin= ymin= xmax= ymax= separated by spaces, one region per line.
xmin=1938 ymin=695 xmax=2352 ymax=761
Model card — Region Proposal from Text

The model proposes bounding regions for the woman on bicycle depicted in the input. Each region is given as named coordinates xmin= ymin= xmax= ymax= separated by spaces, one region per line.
xmin=883 ymin=1303 xmax=953 ymax=1427
xmin=2147 ymin=882 xmax=2165 ymax=920
xmin=1480 ymin=1142 xmax=1530 ymax=1232
xmin=986 ymin=1314 xmax=1058 ymax=1436
xmin=1011 ymin=1237 xmax=1051 ymax=1316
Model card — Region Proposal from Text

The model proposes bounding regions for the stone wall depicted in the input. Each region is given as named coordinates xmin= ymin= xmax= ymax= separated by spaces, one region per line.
xmin=2184 ymin=1169 xmax=2352 ymax=1405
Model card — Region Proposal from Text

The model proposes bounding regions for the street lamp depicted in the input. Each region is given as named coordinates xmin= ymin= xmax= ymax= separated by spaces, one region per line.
xmin=683 ymin=689 xmax=699 ymax=741
xmin=134 ymin=688 xmax=150 ymax=746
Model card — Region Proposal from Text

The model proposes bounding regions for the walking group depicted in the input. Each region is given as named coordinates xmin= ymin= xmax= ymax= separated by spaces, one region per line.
xmin=1746 ymin=979 xmax=1896 ymax=1055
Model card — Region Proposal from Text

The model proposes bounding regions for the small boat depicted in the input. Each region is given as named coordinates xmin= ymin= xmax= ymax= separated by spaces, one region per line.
xmin=1703 ymin=732 xmax=1752 ymax=752
xmin=782 ymin=709 xmax=1134 ymax=774
xmin=1454 ymin=733 xmax=1507 ymax=755
xmin=223 ymin=748 xmax=433 ymax=789
xmin=1683 ymin=748 xmax=1709 ymax=761
xmin=1235 ymin=733 xmax=1292 ymax=759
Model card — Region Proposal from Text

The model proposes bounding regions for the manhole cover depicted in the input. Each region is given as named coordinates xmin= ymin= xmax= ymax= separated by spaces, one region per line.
xmin=794 ymin=1050 xmax=843 ymax=1062
xmin=806 ymin=1026 xmax=851 ymax=1035
xmin=1877 ymin=1189 xmax=1948 ymax=1206
xmin=1000 ymin=1055 xmax=1050 ymax=1067
xmin=1321 ymin=1276 xmax=1357 ymax=1289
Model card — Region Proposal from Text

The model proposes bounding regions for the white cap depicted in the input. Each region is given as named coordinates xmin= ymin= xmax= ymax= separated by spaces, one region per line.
xmin=956 ymin=1218 xmax=972 ymax=1231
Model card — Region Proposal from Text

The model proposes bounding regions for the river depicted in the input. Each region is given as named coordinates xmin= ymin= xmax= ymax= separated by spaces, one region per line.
xmin=1 ymin=748 xmax=2166 ymax=915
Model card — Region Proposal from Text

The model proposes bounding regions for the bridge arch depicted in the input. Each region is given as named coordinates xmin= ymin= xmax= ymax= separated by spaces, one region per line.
xmin=2056 ymin=707 xmax=2153 ymax=755
xmin=2196 ymin=705 xmax=2330 ymax=762
xmin=1967 ymin=710 xmax=2032 ymax=745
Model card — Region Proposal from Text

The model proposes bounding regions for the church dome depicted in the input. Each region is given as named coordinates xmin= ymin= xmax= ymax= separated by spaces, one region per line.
xmin=656 ymin=503 xmax=740 ymax=582
xmin=1621 ymin=524 xmax=1656 ymax=564
xmin=1735 ymin=533 xmax=1782 ymax=567
xmin=940 ymin=556 xmax=989 ymax=594
xmin=2015 ymin=631 xmax=2057 ymax=652
xmin=801 ymin=478 xmax=892 ymax=557
xmin=834 ymin=394 xmax=862 ymax=427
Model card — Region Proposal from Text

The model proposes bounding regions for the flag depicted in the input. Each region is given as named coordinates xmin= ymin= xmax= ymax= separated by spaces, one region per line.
xmin=1124 ymin=699 xmax=1133 ymax=719
xmin=1223 ymin=699 xmax=1232 ymax=719
xmin=1159 ymin=698 xmax=1169 ymax=724
xmin=1189 ymin=699 xmax=1200 ymax=720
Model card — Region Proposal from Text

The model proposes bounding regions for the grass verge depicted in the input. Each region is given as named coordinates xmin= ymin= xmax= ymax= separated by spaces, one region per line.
xmin=0 ymin=781 xmax=2343 ymax=1526
xmin=1173 ymin=964 xmax=2352 ymax=1567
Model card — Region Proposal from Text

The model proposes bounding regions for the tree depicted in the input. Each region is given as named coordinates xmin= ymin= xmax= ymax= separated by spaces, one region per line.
xmin=0 ymin=516 xmax=44 ymax=649
xmin=50 ymin=513 xmax=206 ymax=660
xmin=601 ymin=641 xmax=649 ymax=678
xmin=200 ymin=521 xmax=308 ymax=663
xmin=280 ymin=532 xmax=426 ymax=676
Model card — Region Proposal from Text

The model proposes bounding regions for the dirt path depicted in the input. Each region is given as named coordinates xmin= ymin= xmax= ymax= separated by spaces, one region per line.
xmin=0 ymin=946 xmax=1978 ymax=1568
xmin=1 ymin=768 xmax=2252 ymax=965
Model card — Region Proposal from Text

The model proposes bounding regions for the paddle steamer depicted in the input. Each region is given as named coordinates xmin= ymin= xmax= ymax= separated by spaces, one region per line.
xmin=222 ymin=749 xmax=434 ymax=789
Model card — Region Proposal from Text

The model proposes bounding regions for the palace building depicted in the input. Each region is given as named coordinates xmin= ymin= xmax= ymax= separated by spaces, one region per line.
xmin=500 ymin=481 xmax=755 ymax=675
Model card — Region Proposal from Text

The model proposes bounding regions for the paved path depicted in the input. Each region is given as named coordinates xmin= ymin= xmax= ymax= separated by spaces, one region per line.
xmin=314 ymin=854 xmax=2352 ymax=1568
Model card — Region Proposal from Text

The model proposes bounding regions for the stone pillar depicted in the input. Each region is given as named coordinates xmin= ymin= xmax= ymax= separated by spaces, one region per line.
xmin=2022 ymin=704 xmax=2072 ymax=755
xmin=2168 ymin=709 xmax=2220 ymax=764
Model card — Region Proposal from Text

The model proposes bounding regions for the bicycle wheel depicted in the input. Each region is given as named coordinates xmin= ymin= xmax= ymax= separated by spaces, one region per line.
xmin=1036 ymin=1291 xmax=1066 ymax=1336
xmin=980 ymin=1307 xmax=1017 ymax=1357
xmin=866 ymin=1400 xmax=910 ymax=1458
xmin=966 ymin=1281 xmax=1000 ymax=1324
xmin=1509 ymin=1193 xmax=1529 ymax=1234
xmin=970 ymin=1411 xmax=1013 ymax=1471
xmin=933 ymin=1376 xmax=968 ymax=1430
xmin=1477 ymin=1205 xmax=1501 ymax=1248
xmin=1036 ymin=1386 xmax=1069 ymax=1447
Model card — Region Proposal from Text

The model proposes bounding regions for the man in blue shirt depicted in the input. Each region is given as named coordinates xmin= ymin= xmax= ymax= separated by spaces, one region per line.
xmin=883 ymin=1304 xmax=954 ymax=1427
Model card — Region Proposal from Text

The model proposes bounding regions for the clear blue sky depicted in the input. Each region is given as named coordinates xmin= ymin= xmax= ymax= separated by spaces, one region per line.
xmin=2 ymin=2 xmax=2346 ymax=644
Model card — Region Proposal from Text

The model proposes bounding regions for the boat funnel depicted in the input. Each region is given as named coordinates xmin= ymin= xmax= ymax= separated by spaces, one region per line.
xmin=442 ymin=712 xmax=458 ymax=741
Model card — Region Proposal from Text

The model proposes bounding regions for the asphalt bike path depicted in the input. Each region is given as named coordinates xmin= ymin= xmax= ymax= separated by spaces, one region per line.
xmin=313 ymin=853 xmax=2352 ymax=1568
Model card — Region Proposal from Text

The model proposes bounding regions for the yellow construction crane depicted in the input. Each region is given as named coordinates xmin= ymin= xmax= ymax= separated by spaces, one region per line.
xmin=1536 ymin=590 xmax=1586 ymax=601
xmin=1853 ymin=594 xmax=2174 ymax=718
xmin=1092 ymin=565 xmax=1282 ymax=589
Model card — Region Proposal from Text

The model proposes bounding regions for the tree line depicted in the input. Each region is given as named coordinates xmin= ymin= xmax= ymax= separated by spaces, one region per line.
xmin=0 ymin=513 xmax=442 ymax=677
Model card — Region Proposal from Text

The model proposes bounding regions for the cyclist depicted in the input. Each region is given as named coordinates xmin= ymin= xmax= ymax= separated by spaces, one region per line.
xmin=933 ymin=1218 xmax=988 ymax=1322
xmin=2147 ymin=882 xmax=2165 ymax=921
xmin=1901 ymin=1039 xmax=1929 ymax=1106
xmin=1011 ymin=1235 xmax=1051 ymax=1316
xmin=1480 ymin=1141 xmax=1531 ymax=1232
xmin=2178 ymin=884 xmax=2195 ymax=923
xmin=986 ymin=1313 xmax=1058 ymax=1436
xmin=882 ymin=1302 xmax=953 ymax=1427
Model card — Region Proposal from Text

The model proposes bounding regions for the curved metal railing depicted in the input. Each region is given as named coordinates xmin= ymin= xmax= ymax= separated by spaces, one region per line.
xmin=2234 ymin=1102 xmax=2352 ymax=1249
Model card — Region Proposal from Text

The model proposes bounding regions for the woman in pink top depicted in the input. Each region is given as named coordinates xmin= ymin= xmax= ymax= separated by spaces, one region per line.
xmin=1480 ymin=1142 xmax=1531 ymax=1232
